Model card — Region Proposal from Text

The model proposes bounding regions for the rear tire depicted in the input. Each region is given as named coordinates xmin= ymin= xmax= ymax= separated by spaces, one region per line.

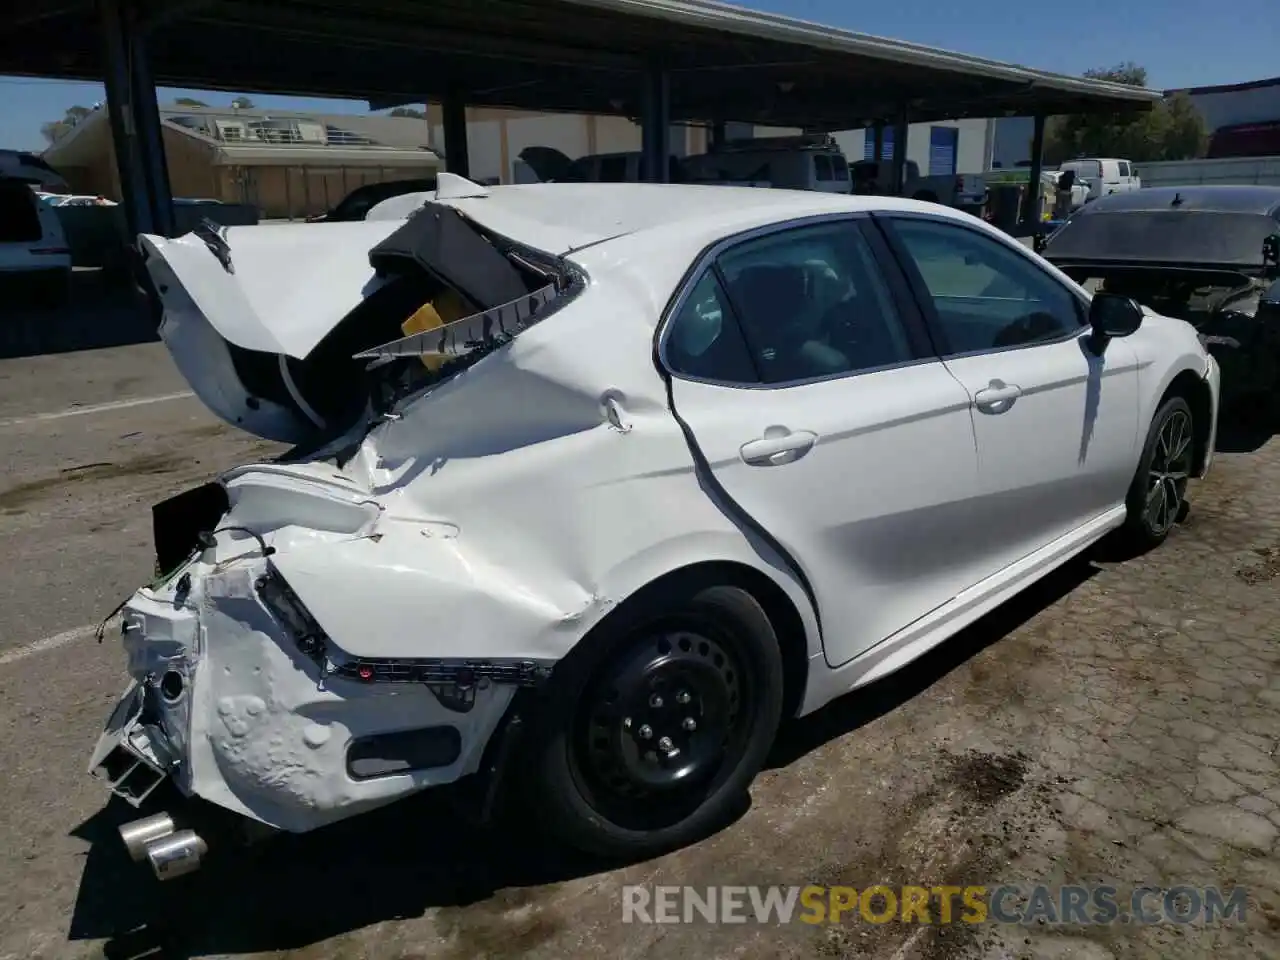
xmin=1117 ymin=395 xmax=1195 ymax=551
xmin=525 ymin=577 xmax=783 ymax=859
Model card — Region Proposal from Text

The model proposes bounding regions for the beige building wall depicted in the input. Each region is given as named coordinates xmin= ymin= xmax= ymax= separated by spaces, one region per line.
xmin=57 ymin=120 xmax=440 ymax=219
xmin=426 ymin=105 xmax=713 ymax=183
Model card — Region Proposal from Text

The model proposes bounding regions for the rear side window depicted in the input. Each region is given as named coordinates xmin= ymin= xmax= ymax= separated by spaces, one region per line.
xmin=0 ymin=181 xmax=41 ymax=243
xmin=814 ymin=154 xmax=833 ymax=182
xmin=716 ymin=221 xmax=913 ymax=383
xmin=665 ymin=271 xmax=759 ymax=383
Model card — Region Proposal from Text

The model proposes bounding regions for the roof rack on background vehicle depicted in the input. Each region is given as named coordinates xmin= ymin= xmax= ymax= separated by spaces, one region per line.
xmin=710 ymin=133 xmax=839 ymax=154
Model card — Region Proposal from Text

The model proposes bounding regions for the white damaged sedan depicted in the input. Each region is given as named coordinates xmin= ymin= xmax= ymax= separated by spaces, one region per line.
xmin=92 ymin=174 xmax=1220 ymax=875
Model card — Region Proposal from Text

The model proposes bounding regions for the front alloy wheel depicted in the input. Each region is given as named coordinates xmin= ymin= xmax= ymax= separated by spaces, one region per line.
xmin=1143 ymin=404 xmax=1193 ymax=538
xmin=1120 ymin=395 xmax=1195 ymax=549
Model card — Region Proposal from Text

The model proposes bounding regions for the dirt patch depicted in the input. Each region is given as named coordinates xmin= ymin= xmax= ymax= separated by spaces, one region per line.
xmin=1236 ymin=545 xmax=1280 ymax=584
xmin=943 ymin=751 xmax=1029 ymax=807
xmin=432 ymin=889 xmax=568 ymax=960
xmin=111 ymin=376 xmax=143 ymax=397
xmin=802 ymin=750 xmax=1039 ymax=960
xmin=0 ymin=453 xmax=182 ymax=512
xmin=179 ymin=423 xmax=233 ymax=440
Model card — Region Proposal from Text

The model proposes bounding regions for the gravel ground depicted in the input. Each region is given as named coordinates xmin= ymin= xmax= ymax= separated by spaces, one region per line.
xmin=0 ymin=339 xmax=1276 ymax=960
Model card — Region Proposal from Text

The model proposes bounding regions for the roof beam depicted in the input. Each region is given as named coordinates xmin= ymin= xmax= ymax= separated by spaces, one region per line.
xmin=193 ymin=1 xmax=644 ymax=73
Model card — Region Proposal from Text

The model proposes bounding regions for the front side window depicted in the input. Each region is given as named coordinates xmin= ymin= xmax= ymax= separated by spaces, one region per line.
xmin=714 ymin=221 xmax=914 ymax=383
xmin=887 ymin=217 xmax=1083 ymax=354
xmin=814 ymin=154 xmax=834 ymax=182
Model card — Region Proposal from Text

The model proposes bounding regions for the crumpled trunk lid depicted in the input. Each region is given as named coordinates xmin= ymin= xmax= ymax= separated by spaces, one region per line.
xmin=140 ymin=221 xmax=403 ymax=444
xmin=140 ymin=196 xmax=546 ymax=446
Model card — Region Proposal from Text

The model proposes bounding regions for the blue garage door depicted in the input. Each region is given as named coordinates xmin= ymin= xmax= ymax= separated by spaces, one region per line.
xmin=928 ymin=126 xmax=958 ymax=176
xmin=864 ymin=128 xmax=894 ymax=161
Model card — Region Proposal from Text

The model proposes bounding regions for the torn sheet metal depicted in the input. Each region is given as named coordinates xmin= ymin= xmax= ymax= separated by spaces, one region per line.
xmin=354 ymin=284 xmax=557 ymax=361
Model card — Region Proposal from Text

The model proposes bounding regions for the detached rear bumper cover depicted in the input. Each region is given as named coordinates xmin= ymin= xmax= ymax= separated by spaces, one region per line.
xmin=91 ymin=545 xmax=547 ymax=833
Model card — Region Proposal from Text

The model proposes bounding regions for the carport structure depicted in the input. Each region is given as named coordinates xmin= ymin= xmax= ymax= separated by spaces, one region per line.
xmin=8 ymin=0 xmax=1160 ymax=239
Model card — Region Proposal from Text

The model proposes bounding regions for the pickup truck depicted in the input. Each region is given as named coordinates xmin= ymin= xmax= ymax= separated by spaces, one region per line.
xmin=850 ymin=158 xmax=985 ymax=206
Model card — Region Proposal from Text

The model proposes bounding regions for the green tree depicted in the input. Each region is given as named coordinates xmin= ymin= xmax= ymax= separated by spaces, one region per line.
xmin=174 ymin=97 xmax=208 ymax=107
xmin=40 ymin=104 xmax=92 ymax=144
xmin=1044 ymin=63 xmax=1208 ymax=164
xmin=388 ymin=106 xmax=426 ymax=119
xmin=230 ymin=96 xmax=255 ymax=109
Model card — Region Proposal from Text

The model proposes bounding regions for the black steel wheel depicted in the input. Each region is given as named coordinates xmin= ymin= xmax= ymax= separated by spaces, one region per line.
xmin=525 ymin=578 xmax=783 ymax=858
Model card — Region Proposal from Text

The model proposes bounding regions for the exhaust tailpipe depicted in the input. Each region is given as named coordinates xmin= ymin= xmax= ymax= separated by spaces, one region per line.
xmin=118 ymin=813 xmax=208 ymax=880
xmin=120 ymin=812 xmax=175 ymax=862
xmin=144 ymin=829 xmax=207 ymax=881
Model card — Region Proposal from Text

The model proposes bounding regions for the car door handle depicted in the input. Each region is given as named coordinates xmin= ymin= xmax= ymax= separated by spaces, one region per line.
xmin=973 ymin=380 xmax=1022 ymax=413
xmin=739 ymin=429 xmax=818 ymax=466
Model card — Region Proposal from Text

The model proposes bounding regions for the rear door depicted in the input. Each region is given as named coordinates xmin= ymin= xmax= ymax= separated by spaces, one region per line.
xmin=876 ymin=212 xmax=1140 ymax=574
xmin=664 ymin=214 xmax=986 ymax=667
xmin=0 ymin=179 xmax=67 ymax=272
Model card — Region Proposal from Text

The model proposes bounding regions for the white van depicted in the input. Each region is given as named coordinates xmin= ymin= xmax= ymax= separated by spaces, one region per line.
xmin=1057 ymin=158 xmax=1141 ymax=201
xmin=0 ymin=177 xmax=72 ymax=305
xmin=521 ymin=136 xmax=851 ymax=193
xmin=682 ymin=135 xmax=852 ymax=193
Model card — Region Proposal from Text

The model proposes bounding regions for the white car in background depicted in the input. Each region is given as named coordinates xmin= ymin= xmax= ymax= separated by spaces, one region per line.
xmin=0 ymin=177 xmax=72 ymax=304
xmin=92 ymin=175 xmax=1219 ymax=878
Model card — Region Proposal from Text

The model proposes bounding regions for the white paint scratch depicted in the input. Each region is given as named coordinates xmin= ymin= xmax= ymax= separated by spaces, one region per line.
xmin=0 ymin=391 xmax=194 ymax=428
xmin=0 ymin=622 xmax=105 ymax=668
xmin=887 ymin=925 xmax=929 ymax=960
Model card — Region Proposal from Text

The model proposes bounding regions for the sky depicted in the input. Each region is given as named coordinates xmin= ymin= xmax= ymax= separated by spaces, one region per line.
xmin=1 ymin=0 xmax=1274 ymax=152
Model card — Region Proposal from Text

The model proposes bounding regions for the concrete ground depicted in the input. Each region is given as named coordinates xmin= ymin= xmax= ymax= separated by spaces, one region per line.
xmin=0 ymin=340 xmax=1278 ymax=960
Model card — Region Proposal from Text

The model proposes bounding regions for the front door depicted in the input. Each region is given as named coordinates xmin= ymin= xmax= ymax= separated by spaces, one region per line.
xmin=663 ymin=216 xmax=985 ymax=667
xmin=877 ymin=214 xmax=1141 ymax=572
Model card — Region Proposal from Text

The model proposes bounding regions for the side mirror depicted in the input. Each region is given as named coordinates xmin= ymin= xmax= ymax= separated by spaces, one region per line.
xmin=1089 ymin=292 xmax=1144 ymax=340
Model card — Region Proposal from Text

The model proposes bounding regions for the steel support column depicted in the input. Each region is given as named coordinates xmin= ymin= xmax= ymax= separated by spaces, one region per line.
xmin=641 ymin=66 xmax=671 ymax=183
xmin=100 ymin=0 xmax=155 ymax=238
xmin=127 ymin=25 xmax=174 ymax=237
xmin=1023 ymin=113 xmax=1047 ymax=230
xmin=442 ymin=91 xmax=470 ymax=178
xmin=891 ymin=110 xmax=909 ymax=195
xmin=872 ymin=123 xmax=885 ymax=163
xmin=710 ymin=121 xmax=727 ymax=151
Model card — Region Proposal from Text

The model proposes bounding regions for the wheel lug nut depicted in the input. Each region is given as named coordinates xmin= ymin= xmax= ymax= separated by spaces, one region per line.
xmin=649 ymin=694 xmax=664 ymax=708
xmin=658 ymin=736 xmax=674 ymax=753
xmin=638 ymin=724 xmax=653 ymax=740
xmin=682 ymin=717 xmax=697 ymax=731
xmin=676 ymin=690 xmax=691 ymax=704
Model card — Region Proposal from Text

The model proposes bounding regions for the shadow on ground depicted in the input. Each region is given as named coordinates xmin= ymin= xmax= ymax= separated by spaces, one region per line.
xmin=68 ymin=555 xmax=1099 ymax=959
xmin=0 ymin=271 xmax=156 ymax=360
xmin=1215 ymin=406 xmax=1279 ymax=455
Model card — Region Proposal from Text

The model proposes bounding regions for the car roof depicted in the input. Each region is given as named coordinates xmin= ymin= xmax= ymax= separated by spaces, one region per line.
xmin=431 ymin=181 xmax=943 ymax=256
xmin=1074 ymin=184 xmax=1280 ymax=217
